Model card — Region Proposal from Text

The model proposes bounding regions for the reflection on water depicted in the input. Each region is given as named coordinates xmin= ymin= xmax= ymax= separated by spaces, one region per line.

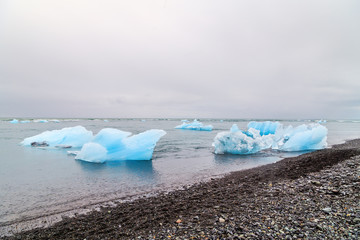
xmin=75 ymin=159 xmax=157 ymax=181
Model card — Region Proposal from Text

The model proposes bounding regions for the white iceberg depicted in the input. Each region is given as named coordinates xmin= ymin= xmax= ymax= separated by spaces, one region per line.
xmin=21 ymin=126 xmax=93 ymax=148
xmin=175 ymin=119 xmax=213 ymax=131
xmin=10 ymin=119 xmax=19 ymax=124
xmin=34 ymin=119 xmax=49 ymax=123
xmin=20 ymin=120 xmax=31 ymax=123
xmin=213 ymin=124 xmax=273 ymax=154
xmin=49 ymin=119 xmax=60 ymax=123
xmin=75 ymin=128 xmax=166 ymax=163
xmin=214 ymin=122 xmax=328 ymax=155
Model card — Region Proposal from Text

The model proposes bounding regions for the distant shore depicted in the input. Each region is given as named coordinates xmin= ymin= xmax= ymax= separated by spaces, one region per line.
xmin=3 ymin=139 xmax=360 ymax=239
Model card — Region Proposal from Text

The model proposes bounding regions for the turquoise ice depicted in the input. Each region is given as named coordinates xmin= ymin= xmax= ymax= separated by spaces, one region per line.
xmin=175 ymin=119 xmax=213 ymax=131
xmin=214 ymin=122 xmax=328 ymax=154
xmin=75 ymin=128 xmax=166 ymax=163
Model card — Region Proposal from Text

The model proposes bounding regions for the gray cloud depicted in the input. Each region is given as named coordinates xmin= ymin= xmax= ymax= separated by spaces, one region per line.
xmin=1 ymin=0 xmax=360 ymax=119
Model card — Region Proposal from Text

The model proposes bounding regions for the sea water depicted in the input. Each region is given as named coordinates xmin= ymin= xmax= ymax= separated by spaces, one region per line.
xmin=1 ymin=118 xmax=360 ymax=230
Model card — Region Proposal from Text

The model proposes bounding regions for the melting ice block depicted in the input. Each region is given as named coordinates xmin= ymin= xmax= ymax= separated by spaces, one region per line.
xmin=175 ymin=119 xmax=213 ymax=131
xmin=213 ymin=122 xmax=328 ymax=154
xmin=274 ymin=124 xmax=328 ymax=151
xmin=213 ymin=124 xmax=273 ymax=154
xmin=75 ymin=128 xmax=166 ymax=163
xmin=21 ymin=126 xmax=93 ymax=148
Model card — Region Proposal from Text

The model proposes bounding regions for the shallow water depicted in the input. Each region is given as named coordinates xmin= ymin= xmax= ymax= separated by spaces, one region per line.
xmin=1 ymin=118 xmax=360 ymax=228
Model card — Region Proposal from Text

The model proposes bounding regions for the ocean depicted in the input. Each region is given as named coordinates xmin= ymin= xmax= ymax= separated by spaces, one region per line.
xmin=1 ymin=118 xmax=360 ymax=230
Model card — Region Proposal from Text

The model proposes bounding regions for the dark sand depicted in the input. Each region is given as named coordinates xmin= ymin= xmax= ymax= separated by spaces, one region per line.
xmin=3 ymin=139 xmax=360 ymax=239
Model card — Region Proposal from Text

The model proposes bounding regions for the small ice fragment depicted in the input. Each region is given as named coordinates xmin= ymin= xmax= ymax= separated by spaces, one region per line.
xmin=34 ymin=119 xmax=49 ymax=123
xmin=175 ymin=119 xmax=213 ymax=131
xmin=10 ymin=119 xmax=19 ymax=124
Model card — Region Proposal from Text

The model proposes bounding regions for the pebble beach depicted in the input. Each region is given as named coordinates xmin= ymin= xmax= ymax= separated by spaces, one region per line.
xmin=3 ymin=139 xmax=360 ymax=240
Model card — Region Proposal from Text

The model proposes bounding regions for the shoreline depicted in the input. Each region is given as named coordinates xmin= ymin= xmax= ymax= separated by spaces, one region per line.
xmin=3 ymin=139 xmax=360 ymax=239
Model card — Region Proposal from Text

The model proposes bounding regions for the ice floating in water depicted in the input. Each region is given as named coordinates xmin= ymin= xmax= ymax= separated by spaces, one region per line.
xmin=273 ymin=124 xmax=328 ymax=152
xmin=49 ymin=119 xmax=60 ymax=123
xmin=75 ymin=128 xmax=166 ymax=163
xmin=34 ymin=119 xmax=49 ymax=123
xmin=10 ymin=119 xmax=19 ymax=124
xmin=247 ymin=121 xmax=280 ymax=135
xmin=21 ymin=126 xmax=93 ymax=148
xmin=21 ymin=126 xmax=166 ymax=162
xmin=20 ymin=120 xmax=31 ymax=123
xmin=213 ymin=124 xmax=273 ymax=154
xmin=175 ymin=119 xmax=213 ymax=131
xmin=213 ymin=122 xmax=328 ymax=155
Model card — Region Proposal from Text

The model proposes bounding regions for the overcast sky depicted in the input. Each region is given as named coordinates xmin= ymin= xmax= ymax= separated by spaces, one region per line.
xmin=1 ymin=0 xmax=359 ymax=119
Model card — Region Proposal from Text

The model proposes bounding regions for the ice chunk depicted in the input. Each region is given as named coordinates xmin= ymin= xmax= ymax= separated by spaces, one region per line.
xmin=49 ymin=119 xmax=60 ymax=123
xmin=75 ymin=129 xmax=166 ymax=163
xmin=20 ymin=120 xmax=31 ymax=123
xmin=213 ymin=124 xmax=273 ymax=154
xmin=214 ymin=122 xmax=328 ymax=155
xmin=175 ymin=119 xmax=213 ymax=131
xmin=247 ymin=121 xmax=280 ymax=135
xmin=21 ymin=126 xmax=93 ymax=148
xmin=34 ymin=119 xmax=49 ymax=123
xmin=10 ymin=119 xmax=19 ymax=124
xmin=274 ymin=124 xmax=328 ymax=151
xmin=317 ymin=119 xmax=327 ymax=124
xmin=230 ymin=124 xmax=240 ymax=133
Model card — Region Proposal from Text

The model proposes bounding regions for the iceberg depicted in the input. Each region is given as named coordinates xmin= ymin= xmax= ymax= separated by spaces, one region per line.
xmin=20 ymin=120 xmax=31 ymax=123
xmin=214 ymin=122 xmax=328 ymax=155
xmin=33 ymin=119 xmax=49 ymax=123
xmin=49 ymin=119 xmax=60 ymax=123
xmin=175 ymin=119 xmax=213 ymax=131
xmin=10 ymin=119 xmax=19 ymax=124
xmin=213 ymin=124 xmax=273 ymax=154
xmin=75 ymin=128 xmax=166 ymax=163
xmin=273 ymin=124 xmax=328 ymax=151
xmin=247 ymin=121 xmax=280 ymax=135
xmin=21 ymin=126 xmax=93 ymax=148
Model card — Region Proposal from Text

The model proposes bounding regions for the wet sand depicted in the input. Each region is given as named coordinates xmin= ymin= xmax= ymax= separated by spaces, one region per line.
xmin=3 ymin=139 xmax=360 ymax=239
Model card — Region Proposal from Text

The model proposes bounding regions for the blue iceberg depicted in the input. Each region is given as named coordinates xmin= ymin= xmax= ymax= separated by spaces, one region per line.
xmin=21 ymin=126 xmax=93 ymax=148
xmin=273 ymin=124 xmax=328 ymax=151
xmin=10 ymin=119 xmax=19 ymax=124
xmin=75 ymin=128 xmax=166 ymax=163
xmin=175 ymin=119 xmax=213 ymax=131
xmin=247 ymin=121 xmax=280 ymax=135
xmin=213 ymin=122 xmax=328 ymax=155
